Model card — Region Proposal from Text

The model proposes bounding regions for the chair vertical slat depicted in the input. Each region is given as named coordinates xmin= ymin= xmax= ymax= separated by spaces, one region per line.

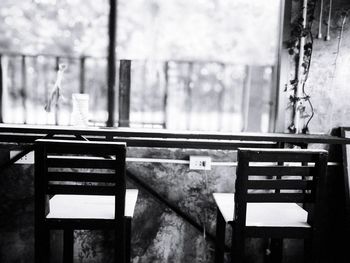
xmin=114 ymin=147 xmax=126 ymax=262
xmin=233 ymin=151 xmax=250 ymax=262
xmin=34 ymin=143 xmax=48 ymax=263
xmin=115 ymin=147 xmax=126 ymax=219
xmin=310 ymin=152 xmax=328 ymax=262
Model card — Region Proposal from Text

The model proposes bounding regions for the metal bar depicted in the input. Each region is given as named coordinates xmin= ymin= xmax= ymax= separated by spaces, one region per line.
xmin=0 ymin=50 xmax=106 ymax=60
xmin=21 ymin=55 xmax=27 ymax=124
xmin=43 ymin=58 xmax=49 ymax=123
xmin=55 ymin=57 xmax=60 ymax=125
xmin=269 ymin=66 xmax=278 ymax=132
xmin=0 ymin=50 xmax=275 ymax=67
xmin=126 ymin=157 xmax=238 ymax=166
xmin=217 ymin=63 xmax=225 ymax=131
xmin=33 ymin=56 xmax=39 ymax=125
xmin=79 ymin=56 xmax=86 ymax=93
xmin=118 ymin=60 xmax=131 ymax=127
xmin=163 ymin=61 xmax=169 ymax=129
xmin=242 ymin=65 xmax=252 ymax=131
xmin=185 ymin=62 xmax=194 ymax=130
xmin=107 ymin=0 xmax=117 ymax=127
xmin=0 ymin=124 xmax=347 ymax=144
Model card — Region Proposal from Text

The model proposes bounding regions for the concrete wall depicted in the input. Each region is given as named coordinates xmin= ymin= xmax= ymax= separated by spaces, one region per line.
xmin=284 ymin=0 xmax=350 ymax=133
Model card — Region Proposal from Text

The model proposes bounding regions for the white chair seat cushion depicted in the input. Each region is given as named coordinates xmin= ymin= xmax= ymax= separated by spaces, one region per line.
xmin=47 ymin=189 xmax=138 ymax=219
xmin=213 ymin=193 xmax=311 ymax=228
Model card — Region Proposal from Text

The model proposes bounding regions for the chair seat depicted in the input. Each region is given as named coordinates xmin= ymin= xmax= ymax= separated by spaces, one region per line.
xmin=213 ymin=193 xmax=310 ymax=228
xmin=47 ymin=189 xmax=138 ymax=219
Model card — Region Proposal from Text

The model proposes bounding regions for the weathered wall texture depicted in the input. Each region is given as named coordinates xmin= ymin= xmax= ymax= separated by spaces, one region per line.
xmin=284 ymin=0 xmax=350 ymax=133
xmin=0 ymin=144 xmax=305 ymax=263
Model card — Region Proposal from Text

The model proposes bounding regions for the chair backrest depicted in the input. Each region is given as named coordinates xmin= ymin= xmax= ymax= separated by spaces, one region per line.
xmin=34 ymin=139 xmax=127 ymax=219
xmin=234 ymin=148 xmax=328 ymax=225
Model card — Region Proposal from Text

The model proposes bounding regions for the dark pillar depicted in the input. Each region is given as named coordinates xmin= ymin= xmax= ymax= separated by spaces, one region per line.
xmin=107 ymin=0 xmax=117 ymax=127
xmin=118 ymin=60 xmax=131 ymax=127
xmin=79 ymin=56 xmax=86 ymax=94
xmin=185 ymin=62 xmax=193 ymax=130
xmin=21 ymin=55 xmax=27 ymax=124
xmin=55 ymin=57 xmax=60 ymax=125
xmin=241 ymin=65 xmax=252 ymax=131
xmin=0 ymin=55 xmax=3 ymax=123
xmin=163 ymin=61 xmax=169 ymax=129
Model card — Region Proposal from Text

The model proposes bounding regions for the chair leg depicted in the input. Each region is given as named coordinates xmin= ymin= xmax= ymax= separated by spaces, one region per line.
xmin=63 ymin=229 xmax=74 ymax=263
xmin=231 ymin=223 xmax=244 ymax=263
xmin=215 ymin=209 xmax=226 ymax=263
xmin=270 ymin=238 xmax=283 ymax=263
xmin=125 ymin=218 xmax=132 ymax=263
xmin=35 ymin=223 xmax=50 ymax=263
xmin=44 ymin=227 xmax=50 ymax=262
xmin=115 ymin=220 xmax=126 ymax=263
xmin=304 ymin=238 xmax=312 ymax=263
xmin=310 ymin=236 xmax=322 ymax=263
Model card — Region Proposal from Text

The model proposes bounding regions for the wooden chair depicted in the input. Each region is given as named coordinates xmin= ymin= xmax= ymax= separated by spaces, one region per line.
xmin=213 ymin=148 xmax=328 ymax=263
xmin=34 ymin=139 xmax=138 ymax=263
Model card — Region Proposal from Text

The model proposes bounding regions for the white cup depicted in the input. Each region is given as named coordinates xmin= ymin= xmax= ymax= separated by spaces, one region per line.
xmin=71 ymin=93 xmax=89 ymax=126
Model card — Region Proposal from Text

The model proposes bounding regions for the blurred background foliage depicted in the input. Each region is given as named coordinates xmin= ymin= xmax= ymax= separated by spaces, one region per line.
xmin=0 ymin=0 xmax=281 ymax=132
xmin=0 ymin=0 xmax=280 ymax=63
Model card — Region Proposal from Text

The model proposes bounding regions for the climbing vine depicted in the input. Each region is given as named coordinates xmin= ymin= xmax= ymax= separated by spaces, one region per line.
xmin=287 ymin=0 xmax=318 ymax=134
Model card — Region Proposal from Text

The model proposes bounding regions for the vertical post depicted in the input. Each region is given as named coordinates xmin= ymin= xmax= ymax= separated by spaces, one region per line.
xmin=217 ymin=63 xmax=225 ymax=131
xmin=55 ymin=57 xmax=60 ymax=125
xmin=107 ymin=0 xmax=118 ymax=127
xmin=269 ymin=65 xmax=278 ymax=132
xmin=33 ymin=56 xmax=39 ymax=125
xmin=241 ymin=65 xmax=252 ymax=131
xmin=274 ymin=0 xmax=292 ymax=132
xmin=294 ymin=0 xmax=308 ymax=133
xmin=186 ymin=62 xmax=193 ymax=130
xmin=0 ymin=55 xmax=3 ymax=123
xmin=163 ymin=61 xmax=169 ymax=129
xmin=79 ymin=56 xmax=86 ymax=94
xmin=21 ymin=55 xmax=27 ymax=124
xmin=118 ymin=60 xmax=131 ymax=127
